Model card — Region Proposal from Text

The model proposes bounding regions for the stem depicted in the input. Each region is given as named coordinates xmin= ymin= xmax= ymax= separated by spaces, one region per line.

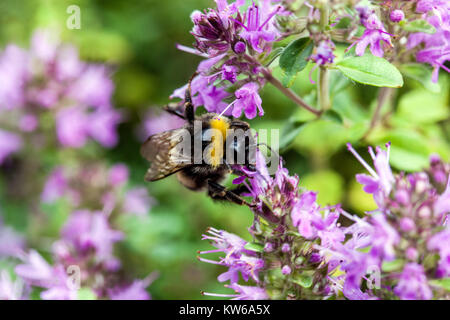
xmin=318 ymin=65 xmax=330 ymax=111
xmin=243 ymin=54 xmax=321 ymax=117
xmin=363 ymin=87 xmax=392 ymax=138
xmin=318 ymin=3 xmax=330 ymax=111
xmin=261 ymin=68 xmax=321 ymax=116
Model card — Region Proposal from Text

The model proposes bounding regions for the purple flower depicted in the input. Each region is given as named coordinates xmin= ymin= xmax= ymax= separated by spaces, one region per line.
xmin=394 ymin=263 xmax=432 ymax=300
xmin=0 ymin=29 xmax=121 ymax=152
xmin=199 ymin=228 xmax=264 ymax=284
xmin=87 ymin=108 xmax=122 ymax=148
xmin=56 ymin=107 xmax=88 ymax=148
xmin=434 ymin=178 xmax=450 ymax=221
xmin=61 ymin=210 xmax=123 ymax=269
xmin=30 ymin=29 xmax=59 ymax=64
xmin=171 ymin=74 xmax=230 ymax=114
xmin=310 ymin=40 xmax=335 ymax=65
xmin=54 ymin=45 xmax=83 ymax=81
xmin=19 ymin=114 xmax=38 ymax=132
xmin=349 ymin=13 xmax=392 ymax=57
xmin=68 ymin=65 xmax=114 ymax=109
xmin=202 ymin=283 xmax=268 ymax=300
xmin=234 ymin=41 xmax=246 ymax=53
xmin=225 ymin=284 xmax=268 ymax=300
xmin=239 ymin=2 xmax=282 ymax=53
xmin=231 ymin=82 xmax=263 ymax=119
xmin=137 ymin=109 xmax=185 ymax=142
xmin=56 ymin=106 xmax=121 ymax=148
xmin=123 ymin=187 xmax=154 ymax=216
xmin=0 ymin=129 xmax=22 ymax=164
xmin=291 ymin=191 xmax=320 ymax=239
xmin=281 ymin=265 xmax=291 ymax=275
xmin=14 ymin=250 xmax=75 ymax=300
xmin=347 ymin=143 xmax=394 ymax=208
xmin=0 ymin=223 xmax=26 ymax=258
xmin=264 ymin=242 xmax=274 ymax=252
xmin=427 ymin=225 xmax=450 ymax=277
xmin=370 ymin=213 xmax=400 ymax=260
xmin=0 ymin=45 xmax=29 ymax=110
xmin=41 ymin=167 xmax=68 ymax=203
xmin=337 ymin=246 xmax=374 ymax=300
xmin=108 ymin=164 xmax=129 ymax=187
xmin=190 ymin=1 xmax=243 ymax=55
xmin=221 ymin=64 xmax=238 ymax=83
xmin=407 ymin=1 xmax=450 ymax=82
xmin=355 ymin=5 xmax=373 ymax=26
xmin=0 ymin=271 xmax=27 ymax=300
xmin=108 ymin=275 xmax=156 ymax=300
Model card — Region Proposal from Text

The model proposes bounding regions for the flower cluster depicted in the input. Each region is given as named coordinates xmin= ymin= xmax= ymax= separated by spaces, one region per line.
xmin=200 ymin=150 xmax=348 ymax=299
xmin=199 ymin=227 xmax=267 ymax=300
xmin=348 ymin=4 xmax=393 ymax=57
xmin=171 ymin=0 xmax=288 ymax=119
xmin=42 ymin=162 xmax=155 ymax=217
xmin=0 ymin=29 xmax=121 ymax=165
xmin=407 ymin=0 xmax=450 ymax=82
xmin=12 ymin=210 xmax=156 ymax=300
xmin=200 ymin=143 xmax=450 ymax=300
xmin=0 ymin=161 xmax=156 ymax=300
xmin=321 ymin=144 xmax=449 ymax=300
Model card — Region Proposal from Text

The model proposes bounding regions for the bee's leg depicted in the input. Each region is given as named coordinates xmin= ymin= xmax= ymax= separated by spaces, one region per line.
xmin=207 ymin=180 xmax=254 ymax=208
xmin=184 ymin=98 xmax=194 ymax=124
xmin=184 ymin=72 xmax=198 ymax=124
xmin=231 ymin=165 xmax=256 ymax=177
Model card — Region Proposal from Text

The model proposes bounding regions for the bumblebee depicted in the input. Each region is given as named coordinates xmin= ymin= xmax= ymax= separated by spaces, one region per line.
xmin=140 ymin=75 xmax=257 ymax=207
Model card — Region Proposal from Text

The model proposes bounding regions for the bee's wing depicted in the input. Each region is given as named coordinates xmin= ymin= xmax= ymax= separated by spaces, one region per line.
xmin=140 ymin=128 xmax=192 ymax=181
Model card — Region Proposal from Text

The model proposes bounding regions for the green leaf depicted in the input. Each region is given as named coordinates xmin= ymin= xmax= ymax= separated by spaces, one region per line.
xmin=382 ymin=259 xmax=404 ymax=272
xmin=334 ymin=16 xmax=352 ymax=29
xmin=429 ymin=278 xmax=450 ymax=291
xmin=397 ymin=89 xmax=448 ymax=124
xmin=77 ymin=288 xmax=97 ymax=300
xmin=279 ymin=119 xmax=306 ymax=150
xmin=279 ymin=38 xmax=314 ymax=87
xmin=399 ymin=63 xmax=441 ymax=93
xmin=260 ymin=47 xmax=284 ymax=66
xmin=293 ymin=273 xmax=313 ymax=288
xmin=322 ymin=109 xmax=343 ymax=124
xmin=301 ymin=170 xmax=344 ymax=205
xmin=244 ymin=242 xmax=264 ymax=253
xmin=336 ymin=54 xmax=403 ymax=88
xmin=373 ymin=129 xmax=431 ymax=172
xmin=399 ymin=19 xmax=436 ymax=34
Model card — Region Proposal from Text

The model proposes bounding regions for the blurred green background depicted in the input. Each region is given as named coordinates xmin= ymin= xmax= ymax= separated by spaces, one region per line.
xmin=0 ymin=0 xmax=448 ymax=299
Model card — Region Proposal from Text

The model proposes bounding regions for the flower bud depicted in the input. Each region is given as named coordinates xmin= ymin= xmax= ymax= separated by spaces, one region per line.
xmin=406 ymin=247 xmax=418 ymax=261
xmin=390 ymin=10 xmax=404 ymax=23
xmin=264 ymin=242 xmax=274 ymax=253
xmin=234 ymin=41 xmax=246 ymax=54
xmin=281 ymin=243 xmax=290 ymax=253
xmin=281 ymin=265 xmax=291 ymax=275
xmin=399 ymin=217 xmax=415 ymax=232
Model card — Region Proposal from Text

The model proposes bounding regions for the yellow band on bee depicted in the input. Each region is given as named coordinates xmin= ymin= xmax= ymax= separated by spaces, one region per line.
xmin=208 ymin=118 xmax=229 ymax=167
xmin=209 ymin=117 xmax=230 ymax=139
